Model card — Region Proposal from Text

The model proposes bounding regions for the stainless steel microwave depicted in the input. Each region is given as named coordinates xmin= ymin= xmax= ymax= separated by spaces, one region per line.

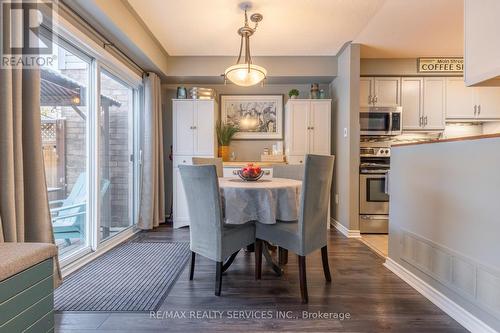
xmin=360 ymin=106 xmax=402 ymax=136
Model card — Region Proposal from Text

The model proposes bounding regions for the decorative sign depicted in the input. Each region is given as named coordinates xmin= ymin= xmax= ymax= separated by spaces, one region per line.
xmin=417 ymin=58 xmax=463 ymax=73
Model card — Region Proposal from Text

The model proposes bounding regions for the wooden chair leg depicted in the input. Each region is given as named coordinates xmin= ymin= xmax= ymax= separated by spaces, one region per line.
xmin=255 ymin=239 xmax=262 ymax=280
xmin=278 ymin=247 xmax=288 ymax=265
xmin=321 ymin=246 xmax=332 ymax=282
xmin=298 ymin=255 xmax=308 ymax=304
xmin=189 ymin=251 xmax=196 ymax=280
xmin=215 ymin=261 xmax=223 ymax=296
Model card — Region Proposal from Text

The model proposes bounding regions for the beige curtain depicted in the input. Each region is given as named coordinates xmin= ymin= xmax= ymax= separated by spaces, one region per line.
xmin=0 ymin=66 xmax=62 ymax=286
xmin=138 ymin=72 xmax=165 ymax=229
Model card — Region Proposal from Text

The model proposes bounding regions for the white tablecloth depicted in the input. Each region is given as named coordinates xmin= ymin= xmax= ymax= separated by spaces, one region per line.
xmin=219 ymin=178 xmax=302 ymax=225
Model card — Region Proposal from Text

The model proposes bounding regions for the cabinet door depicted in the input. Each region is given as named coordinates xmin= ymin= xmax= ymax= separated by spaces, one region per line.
xmin=401 ymin=78 xmax=423 ymax=130
xmin=423 ymin=78 xmax=445 ymax=130
xmin=173 ymin=168 xmax=190 ymax=228
xmin=286 ymin=101 xmax=310 ymax=156
xmin=173 ymin=101 xmax=194 ymax=155
xmin=360 ymin=78 xmax=374 ymax=107
xmin=445 ymin=78 xmax=476 ymax=119
xmin=476 ymin=87 xmax=500 ymax=119
xmin=309 ymin=101 xmax=331 ymax=155
xmin=194 ymin=100 xmax=215 ymax=155
xmin=374 ymin=77 xmax=400 ymax=107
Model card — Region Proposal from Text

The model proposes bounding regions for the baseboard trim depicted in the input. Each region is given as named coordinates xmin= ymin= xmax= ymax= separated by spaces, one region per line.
xmin=384 ymin=258 xmax=496 ymax=333
xmin=330 ymin=218 xmax=361 ymax=238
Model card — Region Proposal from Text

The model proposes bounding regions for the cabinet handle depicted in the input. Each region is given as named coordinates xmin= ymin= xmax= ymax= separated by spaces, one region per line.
xmin=424 ymin=116 xmax=428 ymax=126
xmin=373 ymin=96 xmax=378 ymax=104
xmin=299 ymin=160 xmax=303 ymax=164
xmin=310 ymin=126 xmax=314 ymax=130
xmin=474 ymin=105 xmax=477 ymax=116
xmin=478 ymin=105 xmax=481 ymax=115
xmin=193 ymin=126 xmax=197 ymax=129
xmin=368 ymin=95 xmax=372 ymax=104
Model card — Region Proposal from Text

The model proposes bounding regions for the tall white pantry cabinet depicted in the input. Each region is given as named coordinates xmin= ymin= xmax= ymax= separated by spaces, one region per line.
xmin=172 ymin=99 xmax=218 ymax=228
xmin=285 ymin=99 xmax=332 ymax=164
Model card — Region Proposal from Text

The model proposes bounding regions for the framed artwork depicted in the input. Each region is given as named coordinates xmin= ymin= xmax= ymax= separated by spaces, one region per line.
xmin=220 ymin=94 xmax=284 ymax=140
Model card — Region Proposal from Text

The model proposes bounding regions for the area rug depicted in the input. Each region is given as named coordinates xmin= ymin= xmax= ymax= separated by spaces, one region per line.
xmin=54 ymin=241 xmax=190 ymax=311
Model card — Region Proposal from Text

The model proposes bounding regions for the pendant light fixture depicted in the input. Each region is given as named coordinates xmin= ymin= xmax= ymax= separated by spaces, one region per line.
xmin=224 ymin=5 xmax=266 ymax=87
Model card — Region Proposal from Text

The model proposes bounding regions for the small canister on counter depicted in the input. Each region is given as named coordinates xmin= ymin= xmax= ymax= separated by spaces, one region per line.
xmin=176 ymin=86 xmax=187 ymax=99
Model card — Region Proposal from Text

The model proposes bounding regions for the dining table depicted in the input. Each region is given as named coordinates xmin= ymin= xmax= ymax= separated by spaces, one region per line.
xmin=218 ymin=177 xmax=302 ymax=275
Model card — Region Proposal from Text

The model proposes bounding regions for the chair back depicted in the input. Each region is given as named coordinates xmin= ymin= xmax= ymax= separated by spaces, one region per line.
xmin=192 ymin=157 xmax=223 ymax=177
xmin=298 ymin=155 xmax=335 ymax=255
xmin=272 ymin=164 xmax=304 ymax=181
xmin=179 ymin=165 xmax=224 ymax=257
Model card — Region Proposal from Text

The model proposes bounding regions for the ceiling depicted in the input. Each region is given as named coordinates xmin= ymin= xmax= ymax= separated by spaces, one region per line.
xmin=127 ymin=0 xmax=464 ymax=58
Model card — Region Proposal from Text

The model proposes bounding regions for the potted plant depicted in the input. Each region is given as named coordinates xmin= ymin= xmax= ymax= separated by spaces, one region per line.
xmin=216 ymin=121 xmax=238 ymax=161
xmin=288 ymin=89 xmax=300 ymax=99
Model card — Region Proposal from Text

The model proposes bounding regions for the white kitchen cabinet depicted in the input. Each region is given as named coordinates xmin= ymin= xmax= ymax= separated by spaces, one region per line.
xmin=360 ymin=77 xmax=400 ymax=107
xmin=374 ymin=77 xmax=400 ymax=107
xmin=401 ymin=77 xmax=444 ymax=131
xmin=401 ymin=78 xmax=423 ymax=130
xmin=360 ymin=77 xmax=373 ymax=107
xmin=446 ymin=77 xmax=476 ymax=119
xmin=445 ymin=78 xmax=500 ymax=120
xmin=172 ymin=99 xmax=218 ymax=228
xmin=422 ymin=78 xmax=445 ymax=130
xmin=285 ymin=99 xmax=331 ymax=164
xmin=464 ymin=0 xmax=500 ymax=86
xmin=475 ymin=87 xmax=500 ymax=119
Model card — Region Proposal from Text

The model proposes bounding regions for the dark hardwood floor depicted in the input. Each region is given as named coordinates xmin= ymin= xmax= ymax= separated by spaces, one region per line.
xmin=55 ymin=225 xmax=466 ymax=332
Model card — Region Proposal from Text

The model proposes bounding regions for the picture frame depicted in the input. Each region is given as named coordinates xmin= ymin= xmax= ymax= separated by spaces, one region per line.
xmin=220 ymin=94 xmax=284 ymax=140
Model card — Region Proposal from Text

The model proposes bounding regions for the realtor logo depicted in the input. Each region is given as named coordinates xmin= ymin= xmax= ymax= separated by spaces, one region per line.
xmin=1 ymin=0 xmax=56 ymax=68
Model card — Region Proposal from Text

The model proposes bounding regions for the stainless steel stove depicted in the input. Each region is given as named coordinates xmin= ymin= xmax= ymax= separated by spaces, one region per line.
xmin=359 ymin=145 xmax=390 ymax=234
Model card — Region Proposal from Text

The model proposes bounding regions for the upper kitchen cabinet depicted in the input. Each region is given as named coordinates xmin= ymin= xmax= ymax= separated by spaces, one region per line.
xmin=464 ymin=0 xmax=500 ymax=86
xmin=172 ymin=99 xmax=218 ymax=156
xmin=401 ymin=77 xmax=444 ymax=131
xmin=360 ymin=77 xmax=400 ymax=107
xmin=401 ymin=78 xmax=423 ymax=130
xmin=445 ymin=78 xmax=500 ymax=120
xmin=422 ymin=78 xmax=445 ymax=130
xmin=285 ymin=99 xmax=331 ymax=164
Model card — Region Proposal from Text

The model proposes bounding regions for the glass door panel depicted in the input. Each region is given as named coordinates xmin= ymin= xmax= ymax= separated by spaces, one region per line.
xmin=99 ymin=70 xmax=133 ymax=242
xmin=40 ymin=42 xmax=90 ymax=256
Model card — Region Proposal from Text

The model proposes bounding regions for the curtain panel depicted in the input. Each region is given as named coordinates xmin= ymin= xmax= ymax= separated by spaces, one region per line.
xmin=138 ymin=72 xmax=165 ymax=229
xmin=0 ymin=66 xmax=62 ymax=286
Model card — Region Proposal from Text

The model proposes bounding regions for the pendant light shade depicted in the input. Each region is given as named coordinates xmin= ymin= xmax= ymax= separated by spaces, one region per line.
xmin=224 ymin=7 xmax=266 ymax=87
xmin=224 ymin=63 xmax=267 ymax=87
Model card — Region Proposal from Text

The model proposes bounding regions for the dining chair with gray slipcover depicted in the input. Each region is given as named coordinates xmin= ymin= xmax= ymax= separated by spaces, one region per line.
xmin=272 ymin=164 xmax=304 ymax=181
xmin=191 ymin=157 xmax=224 ymax=177
xmin=179 ymin=164 xmax=256 ymax=296
xmin=255 ymin=154 xmax=335 ymax=303
xmin=272 ymin=164 xmax=305 ymax=265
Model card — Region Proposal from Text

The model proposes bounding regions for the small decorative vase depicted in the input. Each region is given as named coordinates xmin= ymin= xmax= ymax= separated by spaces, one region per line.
xmin=176 ymin=86 xmax=187 ymax=99
xmin=319 ymin=89 xmax=326 ymax=99
xmin=218 ymin=145 xmax=230 ymax=161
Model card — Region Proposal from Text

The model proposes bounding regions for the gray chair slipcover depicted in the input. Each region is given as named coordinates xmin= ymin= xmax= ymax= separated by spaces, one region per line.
xmin=178 ymin=165 xmax=255 ymax=262
xmin=272 ymin=164 xmax=304 ymax=181
xmin=191 ymin=157 xmax=223 ymax=178
xmin=257 ymin=155 xmax=335 ymax=256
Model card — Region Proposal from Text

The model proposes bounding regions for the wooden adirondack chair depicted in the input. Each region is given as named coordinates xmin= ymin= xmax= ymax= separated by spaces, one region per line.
xmin=50 ymin=173 xmax=110 ymax=245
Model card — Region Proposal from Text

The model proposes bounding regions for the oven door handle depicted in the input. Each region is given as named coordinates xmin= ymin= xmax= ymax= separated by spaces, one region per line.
xmin=384 ymin=170 xmax=390 ymax=194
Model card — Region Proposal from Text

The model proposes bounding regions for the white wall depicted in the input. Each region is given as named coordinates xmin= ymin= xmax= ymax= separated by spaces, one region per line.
xmin=329 ymin=43 xmax=360 ymax=231
xmin=389 ymin=137 xmax=500 ymax=331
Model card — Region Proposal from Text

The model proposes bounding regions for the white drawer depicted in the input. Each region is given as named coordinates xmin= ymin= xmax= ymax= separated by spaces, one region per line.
xmin=173 ymin=156 xmax=193 ymax=168
xmin=223 ymin=167 xmax=273 ymax=178
xmin=286 ymin=155 xmax=305 ymax=165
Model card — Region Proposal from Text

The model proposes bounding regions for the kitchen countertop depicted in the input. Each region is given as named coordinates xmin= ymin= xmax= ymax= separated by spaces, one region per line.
xmin=393 ymin=133 xmax=500 ymax=147
xmin=223 ymin=161 xmax=287 ymax=168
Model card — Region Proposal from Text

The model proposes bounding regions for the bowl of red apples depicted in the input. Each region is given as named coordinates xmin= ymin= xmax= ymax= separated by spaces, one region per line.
xmin=237 ymin=163 xmax=263 ymax=181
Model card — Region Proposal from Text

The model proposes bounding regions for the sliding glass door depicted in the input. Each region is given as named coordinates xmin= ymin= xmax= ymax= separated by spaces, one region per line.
xmin=39 ymin=31 xmax=141 ymax=263
xmin=99 ymin=70 xmax=134 ymax=243
xmin=40 ymin=40 xmax=91 ymax=257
